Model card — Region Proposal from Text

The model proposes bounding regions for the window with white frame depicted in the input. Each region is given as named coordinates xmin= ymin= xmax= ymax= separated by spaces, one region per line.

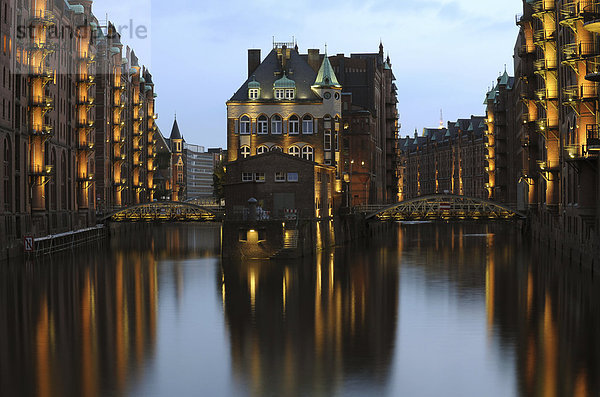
xmin=289 ymin=115 xmax=299 ymax=134
xmin=302 ymin=145 xmax=314 ymax=162
xmin=288 ymin=145 xmax=300 ymax=157
xmin=302 ymin=115 xmax=313 ymax=134
xmin=257 ymin=115 xmax=268 ymax=134
xmin=257 ymin=145 xmax=268 ymax=155
xmin=287 ymin=172 xmax=299 ymax=182
xmin=255 ymin=172 xmax=265 ymax=182
xmin=249 ymin=88 xmax=259 ymax=99
xmin=242 ymin=172 xmax=253 ymax=182
xmin=275 ymin=89 xmax=285 ymax=100
xmin=240 ymin=115 xmax=251 ymax=134
xmin=324 ymin=130 xmax=331 ymax=151
xmin=275 ymin=172 xmax=286 ymax=182
xmin=271 ymin=115 xmax=282 ymax=134
xmin=240 ymin=145 xmax=250 ymax=159
xmin=285 ymin=89 xmax=295 ymax=99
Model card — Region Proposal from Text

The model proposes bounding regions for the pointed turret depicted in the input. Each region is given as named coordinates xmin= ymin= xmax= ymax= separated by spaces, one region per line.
xmin=313 ymin=55 xmax=341 ymax=88
xmin=169 ymin=118 xmax=182 ymax=140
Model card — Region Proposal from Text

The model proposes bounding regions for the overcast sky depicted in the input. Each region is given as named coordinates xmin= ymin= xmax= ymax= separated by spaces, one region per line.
xmin=91 ymin=0 xmax=523 ymax=148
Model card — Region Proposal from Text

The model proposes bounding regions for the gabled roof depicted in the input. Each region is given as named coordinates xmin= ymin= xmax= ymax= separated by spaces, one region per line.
xmin=229 ymin=49 xmax=321 ymax=102
xmin=313 ymin=55 xmax=341 ymax=88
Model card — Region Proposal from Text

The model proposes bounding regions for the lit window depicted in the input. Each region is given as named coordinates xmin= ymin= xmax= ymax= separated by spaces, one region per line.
xmin=257 ymin=115 xmax=268 ymax=134
xmin=257 ymin=145 xmax=268 ymax=155
xmin=240 ymin=145 xmax=250 ymax=159
xmin=275 ymin=89 xmax=285 ymax=100
xmin=240 ymin=115 xmax=250 ymax=134
xmin=255 ymin=173 xmax=265 ymax=182
xmin=289 ymin=115 xmax=299 ymax=134
xmin=285 ymin=89 xmax=295 ymax=99
xmin=242 ymin=172 xmax=253 ymax=182
xmin=302 ymin=115 xmax=313 ymax=134
xmin=302 ymin=146 xmax=314 ymax=162
xmin=287 ymin=172 xmax=299 ymax=182
xmin=288 ymin=145 xmax=300 ymax=157
xmin=324 ymin=130 xmax=331 ymax=151
xmin=275 ymin=172 xmax=286 ymax=182
xmin=271 ymin=115 xmax=282 ymax=134
xmin=249 ymin=88 xmax=259 ymax=99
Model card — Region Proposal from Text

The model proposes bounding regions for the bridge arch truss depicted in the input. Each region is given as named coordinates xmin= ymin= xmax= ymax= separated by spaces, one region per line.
xmin=366 ymin=194 xmax=526 ymax=221
xmin=103 ymin=201 xmax=219 ymax=222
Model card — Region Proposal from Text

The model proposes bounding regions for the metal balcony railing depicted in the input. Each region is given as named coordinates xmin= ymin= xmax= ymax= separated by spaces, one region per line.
xmin=534 ymin=29 xmax=555 ymax=45
xmin=534 ymin=58 xmax=558 ymax=71
xmin=560 ymin=1 xmax=584 ymax=21
xmin=583 ymin=3 xmax=600 ymax=23
xmin=563 ymin=84 xmax=597 ymax=102
xmin=30 ymin=95 xmax=53 ymax=108
xmin=562 ymin=42 xmax=599 ymax=61
xmin=30 ymin=165 xmax=54 ymax=176
xmin=587 ymin=124 xmax=600 ymax=150
xmin=30 ymin=125 xmax=53 ymax=137
xmin=31 ymin=9 xmax=55 ymax=24
xmin=532 ymin=0 xmax=556 ymax=14
xmin=535 ymin=88 xmax=559 ymax=101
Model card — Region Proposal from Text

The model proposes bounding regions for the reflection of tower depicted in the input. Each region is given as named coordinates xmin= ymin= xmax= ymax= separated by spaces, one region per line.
xmin=220 ymin=246 xmax=399 ymax=395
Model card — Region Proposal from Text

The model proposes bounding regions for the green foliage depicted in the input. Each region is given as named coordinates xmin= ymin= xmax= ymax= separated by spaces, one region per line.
xmin=212 ymin=159 xmax=226 ymax=201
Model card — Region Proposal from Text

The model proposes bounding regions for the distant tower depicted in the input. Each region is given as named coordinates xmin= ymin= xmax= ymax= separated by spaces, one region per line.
xmin=439 ymin=109 xmax=444 ymax=129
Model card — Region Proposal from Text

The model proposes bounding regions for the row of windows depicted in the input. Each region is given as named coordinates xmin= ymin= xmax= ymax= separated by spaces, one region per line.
xmin=240 ymin=145 xmax=314 ymax=161
xmin=249 ymin=88 xmax=296 ymax=100
xmin=238 ymin=114 xmax=314 ymax=135
xmin=242 ymin=172 xmax=299 ymax=183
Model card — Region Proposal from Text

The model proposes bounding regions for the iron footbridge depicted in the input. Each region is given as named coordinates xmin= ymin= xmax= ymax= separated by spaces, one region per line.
xmin=362 ymin=194 xmax=526 ymax=221
xmin=102 ymin=201 xmax=220 ymax=222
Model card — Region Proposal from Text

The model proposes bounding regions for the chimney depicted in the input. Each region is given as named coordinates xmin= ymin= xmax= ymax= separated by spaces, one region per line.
xmin=248 ymin=49 xmax=261 ymax=78
xmin=308 ymin=49 xmax=320 ymax=72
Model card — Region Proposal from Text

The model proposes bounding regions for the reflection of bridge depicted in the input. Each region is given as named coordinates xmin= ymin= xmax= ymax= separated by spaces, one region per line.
xmin=103 ymin=201 xmax=220 ymax=222
xmin=361 ymin=194 xmax=526 ymax=221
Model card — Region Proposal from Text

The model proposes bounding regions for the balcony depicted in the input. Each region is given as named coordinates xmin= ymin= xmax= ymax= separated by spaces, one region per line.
xmin=30 ymin=65 xmax=53 ymax=80
xmin=30 ymin=165 xmax=54 ymax=176
xmin=587 ymin=124 xmax=600 ymax=151
xmin=113 ymin=154 xmax=126 ymax=163
xmin=537 ymin=118 xmax=559 ymax=132
xmin=535 ymin=87 xmax=559 ymax=101
xmin=77 ymin=141 xmax=94 ymax=151
xmin=583 ymin=3 xmax=600 ymax=33
xmin=31 ymin=9 xmax=55 ymax=25
xmin=30 ymin=125 xmax=53 ymax=137
xmin=537 ymin=160 xmax=560 ymax=171
xmin=28 ymin=41 xmax=57 ymax=53
xmin=77 ymin=120 xmax=94 ymax=129
xmin=560 ymin=1 xmax=583 ymax=24
xmin=562 ymin=42 xmax=599 ymax=62
xmin=113 ymin=82 xmax=126 ymax=91
xmin=30 ymin=95 xmax=54 ymax=109
xmin=77 ymin=97 xmax=94 ymax=107
xmin=532 ymin=0 xmax=556 ymax=16
xmin=562 ymin=84 xmax=597 ymax=103
xmin=77 ymin=174 xmax=94 ymax=183
xmin=533 ymin=29 xmax=556 ymax=45
xmin=534 ymin=58 xmax=558 ymax=74
xmin=518 ymin=44 xmax=536 ymax=58
xmin=77 ymin=75 xmax=95 ymax=84
xmin=78 ymin=52 xmax=94 ymax=64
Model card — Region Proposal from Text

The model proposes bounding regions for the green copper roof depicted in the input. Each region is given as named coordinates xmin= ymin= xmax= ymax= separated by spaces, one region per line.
xmin=498 ymin=70 xmax=510 ymax=86
xmin=313 ymin=56 xmax=341 ymax=88
xmin=248 ymin=76 xmax=260 ymax=89
xmin=274 ymin=73 xmax=296 ymax=89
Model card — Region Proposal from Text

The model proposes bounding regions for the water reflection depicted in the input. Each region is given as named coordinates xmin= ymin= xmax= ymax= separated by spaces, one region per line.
xmin=220 ymin=244 xmax=399 ymax=396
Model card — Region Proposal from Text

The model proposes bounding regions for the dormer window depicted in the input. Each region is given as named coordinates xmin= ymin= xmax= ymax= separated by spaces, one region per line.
xmin=249 ymin=88 xmax=259 ymax=99
xmin=273 ymin=73 xmax=296 ymax=100
xmin=248 ymin=77 xmax=260 ymax=100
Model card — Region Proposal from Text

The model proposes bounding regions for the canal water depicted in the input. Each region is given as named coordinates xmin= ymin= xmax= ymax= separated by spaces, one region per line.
xmin=1 ymin=223 xmax=599 ymax=397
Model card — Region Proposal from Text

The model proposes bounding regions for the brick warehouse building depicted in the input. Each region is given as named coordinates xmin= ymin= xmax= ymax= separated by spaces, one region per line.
xmin=329 ymin=43 xmax=399 ymax=205
xmin=0 ymin=0 xmax=161 ymax=257
xmin=226 ymin=41 xmax=344 ymax=217
xmin=398 ymin=116 xmax=488 ymax=201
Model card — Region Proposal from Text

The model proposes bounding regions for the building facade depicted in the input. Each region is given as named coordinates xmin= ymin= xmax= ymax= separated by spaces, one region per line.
xmin=329 ymin=43 xmax=399 ymax=205
xmin=398 ymin=116 xmax=488 ymax=201
xmin=0 ymin=0 xmax=160 ymax=258
xmin=184 ymin=145 xmax=224 ymax=200
xmin=225 ymin=42 xmax=345 ymax=216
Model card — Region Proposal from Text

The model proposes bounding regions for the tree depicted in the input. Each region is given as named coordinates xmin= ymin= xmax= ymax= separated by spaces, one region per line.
xmin=212 ymin=159 xmax=226 ymax=202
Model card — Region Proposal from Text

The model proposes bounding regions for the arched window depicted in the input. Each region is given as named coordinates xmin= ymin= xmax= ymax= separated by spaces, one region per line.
xmin=257 ymin=115 xmax=268 ymax=134
xmin=240 ymin=115 xmax=251 ymax=135
xmin=3 ymin=137 xmax=10 ymax=211
xmin=257 ymin=145 xmax=268 ymax=155
xmin=302 ymin=115 xmax=313 ymax=134
xmin=302 ymin=145 xmax=314 ymax=161
xmin=240 ymin=145 xmax=250 ymax=159
xmin=271 ymin=115 xmax=282 ymax=134
xmin=289 ymin=115 xmax=299 ymax=134
xmin=288 ymin=145 xmax=300 ymax=157
xmin=270 ymin=145 xmax=282 ymax=152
